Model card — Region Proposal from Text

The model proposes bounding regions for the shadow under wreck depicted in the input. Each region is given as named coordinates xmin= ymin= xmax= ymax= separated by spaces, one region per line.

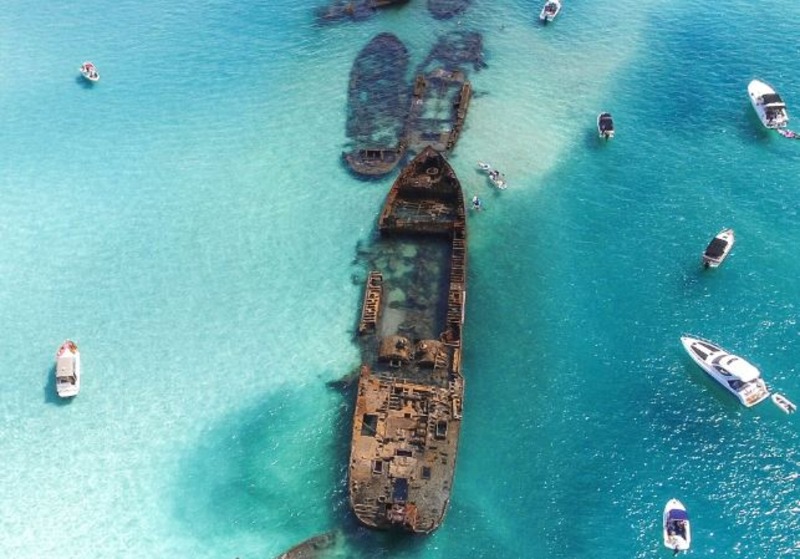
xmin=343 ymin=33 xmax=411 ymax=178
xmin=349 ymin=147 xmax=467 ymax=534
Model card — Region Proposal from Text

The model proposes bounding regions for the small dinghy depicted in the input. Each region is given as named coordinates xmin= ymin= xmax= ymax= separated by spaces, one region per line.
xmin=771 ymin=393 xmax=797 ymax=414
xmin=663 ymin=499 xmax=691 ymax=554
xmin=539 ymin=0 xmax=561 ymax=22
xmin=79 ymin=61 xmax=99 ymax=82
xmin=702 ymin=228 xmax=735 ymax=268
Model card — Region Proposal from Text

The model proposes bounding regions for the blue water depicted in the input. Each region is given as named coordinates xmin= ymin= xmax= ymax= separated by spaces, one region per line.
xmin=2 ymin=0 xmax=800 ymax=557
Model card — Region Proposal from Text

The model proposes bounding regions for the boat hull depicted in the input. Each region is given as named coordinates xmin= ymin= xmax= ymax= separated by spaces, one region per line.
xmin=55 ymin=340 xmax=81 ymax=398
xmin=702 ymin=228 xmax=735 ymax=268
xmin=663 ymin=499 xmax=691 ymax=551
xmin=771 ymin=393 xmax=796 ymax=414
xmin=680 ymin=336 xmax=770 ymax=407
xmin=348 ymin=147 xmax=466 ymax=533
xmin=748 ymin=79 xmax=788 ymax=129
xmin=597 ymin=112 xmax=615 ymax=139
xmin=539 ymin=0 xmax=561 ymax=21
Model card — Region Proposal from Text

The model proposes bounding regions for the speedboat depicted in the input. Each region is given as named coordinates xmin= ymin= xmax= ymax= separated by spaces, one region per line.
xmin=663 ymin=499 xmax=691 ymax=553
xmin=55 ymin=340 xmax=81 ymax=398
xmin=597 ymin=112 xmax=615 ymax=139
xmin=771 ymin=393 xmax=796 ymax=414
xmin=477 ymin=161 xmax=492 ymax=172
xmin=79 ymin=61 xmax=99 ymax=82
xmin=680 ymin=335 xmax=770 ymax=407
xmin=748 ymin=79 xmax=788 ymax=129
xmin=702 ymin=228 xmax=735 ymax=268
xmin=539 ymin=0 xmax=561 ymax=22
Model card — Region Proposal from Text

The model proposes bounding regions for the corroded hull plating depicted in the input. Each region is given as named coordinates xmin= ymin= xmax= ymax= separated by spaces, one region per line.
xmin=343 ymin=33 xmax=410 ymax=176
xmin=349 ymin=147 xmax=466 ymax=533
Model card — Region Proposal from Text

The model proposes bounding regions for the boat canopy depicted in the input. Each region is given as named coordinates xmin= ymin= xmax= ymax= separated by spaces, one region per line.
xmin=705 ymin=238 xmax=728 ymax=258
xmin=56 ymin=356 xmax=76 ymax=378
xmin=667 ymin=509 xmax=689 ymax=521
xmin=721 ymin=356 xmax=760 ymax=382
xmin=762 ymin=93 xmax=785 ymax=106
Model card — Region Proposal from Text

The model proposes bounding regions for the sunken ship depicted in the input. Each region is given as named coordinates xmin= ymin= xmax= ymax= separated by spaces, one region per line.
xmin=349 ymin=146 xmax=467 ymax=533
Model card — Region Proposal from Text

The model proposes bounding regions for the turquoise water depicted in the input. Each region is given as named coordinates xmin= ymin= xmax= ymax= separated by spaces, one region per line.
xmin=2 ymin=0 xmax=800 ymax=557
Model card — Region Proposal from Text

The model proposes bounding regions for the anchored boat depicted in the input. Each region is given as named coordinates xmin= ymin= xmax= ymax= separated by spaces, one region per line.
xmin=55 ymin=340 xmax=81 ymax=398
xmin=748 ymin=79 xmax=789 ymax=129
xmin=702 ymin=228 xmax=735 ymax=268
xmin=663 ymin=498 xmax=691 ymax=553
xmin=680 ymin=335 xmax=770 ymax=407
xmin=539 ymin=0 xmax=561 ymax=22
xmin=349 ymin=146 xmax=467 ymax=533
xmin=79 ymin=61 xmax=99 ymax=82
xmin=597 ymin=112 xmax=615 ymax=140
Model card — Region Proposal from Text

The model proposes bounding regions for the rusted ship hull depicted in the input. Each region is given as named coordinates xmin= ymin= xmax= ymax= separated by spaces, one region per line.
xmin=349 ymin=147 xmax=467 ymax=533
xmin=344 ymin=33 xmax=410 ymax=177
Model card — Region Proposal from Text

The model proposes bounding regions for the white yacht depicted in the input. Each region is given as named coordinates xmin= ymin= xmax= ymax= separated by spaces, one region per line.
xmin=663 ymin=499 xmax=691 ymax=553
xmin=56 ymin=340 xmax=81 ymax=398
xmin=748 ymin=79 xmax=788 ymax=129
xmin=539 ymin=0 xmax=561 ymax=22
xmin=702 ymin=228 xmax=735 ymax=268
xmin=597 ymin=112 xmax=615 ymax=140
xmin=79 ymin=61 xmax=99 ymax=82
xmin=680 ymin=335 xmax=770 ymax=407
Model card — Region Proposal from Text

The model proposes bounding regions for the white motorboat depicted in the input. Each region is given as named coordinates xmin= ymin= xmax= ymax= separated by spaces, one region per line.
xmin=79 ymin=61 xmax=99 ymax=82
xmin=477 ymin=161 xmax=492 ymax=172
xmin=748 ymin=79 xmax=788 ymax=129
xmin=771 ymin=393 xmax=796 ymax=414
xmin=680 ymin=335 xmax=770 ymax=407
xmin=539 ymin=0 xmax=561 ymax=22
xmin=55 ymin=340 xmax=81 ymax=398
xmin=597 ymin=112 xmax=615 ymax=139
xmin=702 ymin=228 xmax=735 ymax=268
xmin=663 ymin=499 xmax=691 ymax=553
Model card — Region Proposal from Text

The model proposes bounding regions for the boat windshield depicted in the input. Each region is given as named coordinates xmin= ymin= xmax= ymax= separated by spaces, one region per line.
xmin=762 ymin=93 xmax=785 ymax=106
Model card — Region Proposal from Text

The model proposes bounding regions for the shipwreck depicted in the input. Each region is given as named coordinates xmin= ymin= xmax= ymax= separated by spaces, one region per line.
xmin=348 ymin=146 xmax=467 ymax=533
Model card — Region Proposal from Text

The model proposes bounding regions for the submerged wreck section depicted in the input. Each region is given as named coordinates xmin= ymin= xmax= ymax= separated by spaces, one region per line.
xmin=427 ymin=0 xmax=472 ymax=20
xmin=344 ymin=31 xmax=484 ymax=178
xmin=274 ymin=531 xmax=338 ymax=559
xmin=343 ymin=33 xmax=410 ymax=177
xmin=349 ymin=147 xmax=467 ymax=533
xmin=405 ymin=69 xmax=471 ymax=154
xmin=317 ymin=0 xmax=409 ymax=23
